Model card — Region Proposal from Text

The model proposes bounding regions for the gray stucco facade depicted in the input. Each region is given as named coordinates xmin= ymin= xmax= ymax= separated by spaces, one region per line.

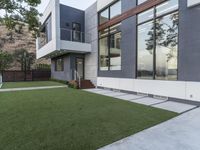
xmin=178 ymin=0 xmax=200 ymax=82
xmin=51 ymin=0 xmax=200 ymax=83
xmin=98 ymin=0 xmax=137 ymax=78
xmin=98 ymin=0 xmax=200 ymax=82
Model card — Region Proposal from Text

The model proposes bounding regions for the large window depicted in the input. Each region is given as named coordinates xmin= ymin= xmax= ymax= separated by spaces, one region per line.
xmin=110 ymin=32 xmax=121 ymax=70
xmin=99 ymin=0 xmax=121 ymax=25
xmin=55 ymin=58 xmax=64 ymax=72
xmin=99 ymin=37 xmax=109 ymax=70
xmin=137 ymin=21 xmax=154 ymax=79
xmin=137 ymin=0 xmax=179 ymax=80
xmin=99 ymin=8 xmax=109 ymax=24
xmin=40 ymin=15 xmax=52 ymax=48
xmin=99 ymin=23 xmax=122 ymax=71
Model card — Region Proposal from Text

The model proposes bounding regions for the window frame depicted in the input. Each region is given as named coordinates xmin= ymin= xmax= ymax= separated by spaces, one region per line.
xmin=98 ymin=0 xmax=121 ymax=25
xmin=136 ymin=0 xmax=179 ymax=80
xmin=55 ymin=58 xmax=64 ymax=72
xmin=98 ymin=23 xmax=122 ymax=71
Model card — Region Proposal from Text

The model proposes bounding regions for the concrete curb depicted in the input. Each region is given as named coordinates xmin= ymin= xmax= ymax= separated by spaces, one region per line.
xmin=0 ymin=85 xmax=68 ymax=92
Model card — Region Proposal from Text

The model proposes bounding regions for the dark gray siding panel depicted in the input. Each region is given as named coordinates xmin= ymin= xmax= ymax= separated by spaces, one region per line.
xmin=178 ymin=0 xmax=200 ymax=81
xmin=51 ymin=55 xmax=72 ymax=81
xmin=51 ymin=54 xmax=85 ymax=81
xmin=60 ymin=4 xmax=85 ymax=41
xmin=98 ymin=0 xmax=137 ymax=78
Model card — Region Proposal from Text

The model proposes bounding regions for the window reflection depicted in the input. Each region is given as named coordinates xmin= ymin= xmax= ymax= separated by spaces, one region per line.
xmin=110 ymin=0 xmax=121 ymax=19
xmin=156 ymin=0 xmax=178 ymax=17
xmin=137 ymin=0 xmax=148 ymax=5
xmin=98 ymin=0 xmax=121 ymax=25
xmin=99 ymin=8 xmax=109 ymax=24
xmin=110 ymin=32 xmax=121 ymax=70
xmin=155 ymin=13 xmax=178 ymax=80
xmin=99 ymin=37 xmax=109 ymax=70
xmin=138 ymin=8 xmax=154 ymax=24
xmin=137 ymin=21 xmax=154 ymax=79
xmin=55 ymin=58 xmax=64 ymax=72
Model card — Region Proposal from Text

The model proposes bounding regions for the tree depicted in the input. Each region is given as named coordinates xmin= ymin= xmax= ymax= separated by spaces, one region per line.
xmin=145 ymin=13 xmax=179 ymax=62
xmin=0 ymin=50 xmax=13 ymax=70
xmin=0 ymin=0 xmax=41 ymax=37
xmin=14 ymin=49 xmax=35 ymax=71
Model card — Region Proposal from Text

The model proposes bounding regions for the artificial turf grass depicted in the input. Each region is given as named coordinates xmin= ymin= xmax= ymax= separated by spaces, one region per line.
xmin=0 ymin=88 xmax=177 ymax=150
xmin=1 ymin=81 xmax=65 ymax=89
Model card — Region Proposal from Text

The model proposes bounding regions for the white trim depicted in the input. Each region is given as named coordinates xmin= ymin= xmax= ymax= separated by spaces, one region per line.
xmin=60 ymin=40 xmax=91 ymax=53
xmin=36 ymin=0 xmax=60 ymax=59
xmin=97 ymin=77 xmax=200 ymax=102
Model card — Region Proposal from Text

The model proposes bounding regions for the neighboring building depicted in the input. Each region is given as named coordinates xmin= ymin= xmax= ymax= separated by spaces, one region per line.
xmin=36 ymin=0 xmax=200 ymax=103
xmin=0 ymin=24 xmax=50 ymax=70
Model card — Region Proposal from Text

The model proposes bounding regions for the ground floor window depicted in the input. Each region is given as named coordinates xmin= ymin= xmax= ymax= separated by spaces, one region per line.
xmin=99 ymin=23 xmax=122 ymax=71
xmin=55 ymin=58 xmax=64 ymax=71
xmin=137 ymin=1 xmax=179 ymax=80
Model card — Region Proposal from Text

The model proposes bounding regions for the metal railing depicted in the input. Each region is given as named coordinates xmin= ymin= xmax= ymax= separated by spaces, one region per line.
xmin=74 ymin=70 xmax=81 ymax=88
xmin=60 ymin=28 xmax=91 ymax=44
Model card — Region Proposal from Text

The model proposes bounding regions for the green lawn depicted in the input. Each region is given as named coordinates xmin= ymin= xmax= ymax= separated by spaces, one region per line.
xmin=1 ymin=81 xmax=65 ymax=89
xmin=0 ymin=88 xmax=177 ymax=150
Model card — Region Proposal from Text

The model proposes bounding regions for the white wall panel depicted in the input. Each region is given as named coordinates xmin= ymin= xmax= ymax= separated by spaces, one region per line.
xmin=186 ymin=82 xmax=200 ymax=102
xmin=119 ymin=78 xmax=135 ymax=91
xmin=97 ymin=77 xmax=120 ymax=89
xmin=97 ymin=77 xmax=200 ymax=102
xmin=60 ymin=41 xmax=91 ymax=53
xmin=134 ymin=80 xmax=186 ymax=99
xmin=36 ymin=0 xmax=60 ymax=59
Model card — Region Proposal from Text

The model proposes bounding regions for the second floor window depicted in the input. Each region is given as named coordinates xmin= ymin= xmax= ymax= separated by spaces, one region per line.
xmin=99 ymin=23 xmax=122 ymax=71
xmin=40 ymin=14 xmax=52 ymax=48
xmin=98 ymin=0 xmax=121 ymax=25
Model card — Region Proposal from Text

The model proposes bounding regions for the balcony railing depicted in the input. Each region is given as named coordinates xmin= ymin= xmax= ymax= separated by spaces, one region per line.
xmin=60 ymin=28 xmax=91 ymax=43
xmin=37 ymin=28 xmax=91 ymax=49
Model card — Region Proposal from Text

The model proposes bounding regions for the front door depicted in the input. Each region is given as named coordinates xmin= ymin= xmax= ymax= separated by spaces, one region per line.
xmin=76 ymin=58 xmax=84 ymax=80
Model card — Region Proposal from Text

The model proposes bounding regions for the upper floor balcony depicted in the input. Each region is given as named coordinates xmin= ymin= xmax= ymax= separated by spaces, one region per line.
xmin=36 ymin=0 xmax=92 ymax=59
xmin=36 ymin=28 xmax=92 ymax=59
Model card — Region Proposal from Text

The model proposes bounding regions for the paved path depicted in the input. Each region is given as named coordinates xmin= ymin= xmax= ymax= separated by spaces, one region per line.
xmin=84 ymin=88 xmax=197 ymax=113
xmin=84 ymin=88 xmax=199 ymax=150
xmin=0 ymin=85 xmax=68 ymax=92
xmin=99 ymin=108 xmax=200 ymax=150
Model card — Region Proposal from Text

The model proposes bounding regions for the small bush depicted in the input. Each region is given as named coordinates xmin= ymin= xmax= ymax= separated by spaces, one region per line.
xmin=50 ymin=78 xmax=68 ymax=85
xmin=68 ymin=80 xmax=79 ymax=89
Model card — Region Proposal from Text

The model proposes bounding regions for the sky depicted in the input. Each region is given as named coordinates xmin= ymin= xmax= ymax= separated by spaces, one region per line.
xmin=38 ymin=0 xmax=97 ymax=13
xmin=0 ymin=0 xmax=96 ymax=17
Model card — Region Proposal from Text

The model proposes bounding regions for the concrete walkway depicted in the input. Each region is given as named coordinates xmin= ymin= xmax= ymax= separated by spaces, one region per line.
xmin=0 ymin=85 xmax=68 ymax=92
xmin=99 ymin=108 xmax=200 ymax=150
xmin=84 ymin=88 xmax=200 ymax=150
xmin=84 ymin=88 xmax=197 ymax=113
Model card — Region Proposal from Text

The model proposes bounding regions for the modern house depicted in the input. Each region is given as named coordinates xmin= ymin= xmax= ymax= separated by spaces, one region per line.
xmin=36 ymin=0 xmax=200 ymax=103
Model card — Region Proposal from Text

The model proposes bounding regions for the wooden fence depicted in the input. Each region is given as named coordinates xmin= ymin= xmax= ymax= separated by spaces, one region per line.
xmin=1 ymin=70 xmax=51 ymax=82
